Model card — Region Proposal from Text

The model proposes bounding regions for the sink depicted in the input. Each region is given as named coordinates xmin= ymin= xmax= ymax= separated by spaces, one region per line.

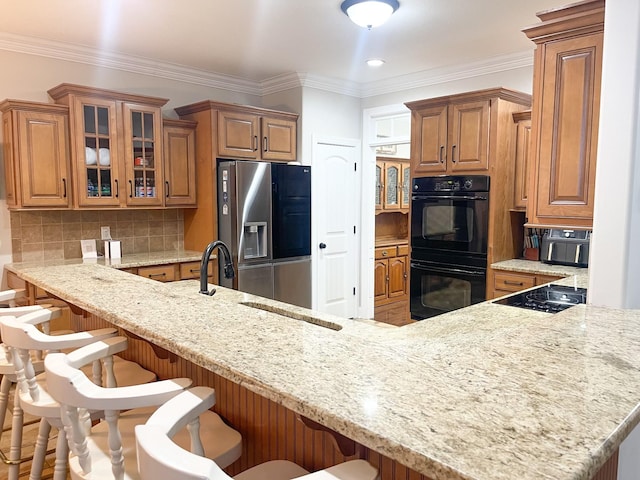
xmin=240 ymin=301 xmax=342 ymax=331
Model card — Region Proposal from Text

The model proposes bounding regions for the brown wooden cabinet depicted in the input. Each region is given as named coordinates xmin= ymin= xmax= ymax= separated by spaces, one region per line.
xmin=0 ymin=101 xmax=71 ymax=209
xmin=374 ymin=244 xmax=409 ymax=306
xmin=375 ymin=158 xmax=409 ymax=212
xmin=163 ymin=119 xmax=197 ymax=207
xmin=512 ymin=111 xmax=532 ymax=210
xmin=489 ymin=269 xmax=563 ymax=299
xmin=523 ymin=0 xmax=604 ymax=229
xmin=48 ymin=83 xmax=169 ymax=208
xmin=407 ymin=98 xmax=490 ymax=175
xmin=217 ymin=106 xmax=297 ymax=162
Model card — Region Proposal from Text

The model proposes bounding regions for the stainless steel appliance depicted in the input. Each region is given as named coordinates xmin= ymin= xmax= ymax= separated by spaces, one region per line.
xmin=217 ymin=160 xmax=311 ymax=308
xmin=493 ymin=284 xmax=587 ymax=313
xmin=540 ymin=229 xmax=591 ymax=267
xmin=410 ymin=175 xmax=489 ymax=319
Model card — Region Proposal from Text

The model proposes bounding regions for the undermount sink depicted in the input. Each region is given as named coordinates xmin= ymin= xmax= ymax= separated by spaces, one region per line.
xmin=240 ymin=301 xmax=342 ymax=331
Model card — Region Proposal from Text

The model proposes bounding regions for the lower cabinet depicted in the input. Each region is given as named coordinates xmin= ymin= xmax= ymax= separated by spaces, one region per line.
xmin=374 ymin=245 xmax=409 ymax=306
xmin=126 ymin=260 xmax=213 ymax=283
xmin=490 ymin=269 xmax=563 ymax=299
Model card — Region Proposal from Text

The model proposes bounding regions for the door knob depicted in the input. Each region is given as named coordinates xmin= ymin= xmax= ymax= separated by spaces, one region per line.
xmin=319 ymin=242 xmax=327 ymax=249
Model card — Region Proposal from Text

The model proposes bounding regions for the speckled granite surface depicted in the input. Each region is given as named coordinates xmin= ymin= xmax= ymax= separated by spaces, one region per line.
xmin=6 ymin=261 xmax=640 ymax=480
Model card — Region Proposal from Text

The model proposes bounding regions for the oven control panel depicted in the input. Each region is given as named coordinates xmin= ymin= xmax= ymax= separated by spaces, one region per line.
xmin=413 ymin=175 xmax=490 ymax=193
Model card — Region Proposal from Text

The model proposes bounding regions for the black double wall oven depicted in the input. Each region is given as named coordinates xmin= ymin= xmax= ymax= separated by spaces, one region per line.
xmin=410 ymin=175 xmax=489 ymax=320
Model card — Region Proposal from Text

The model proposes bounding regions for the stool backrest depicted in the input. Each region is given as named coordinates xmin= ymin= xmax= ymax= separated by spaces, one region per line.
xmin=135 ymin=387 xmax=230 ymax=480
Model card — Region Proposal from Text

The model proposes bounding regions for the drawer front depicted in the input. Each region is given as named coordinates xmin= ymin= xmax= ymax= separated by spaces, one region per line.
xmin=375 ymin=246 xmax=398 ymax=259
xmin=138 ymin=265 xmax=176 ymax=282
xmin=397 ymin=245 xmax=409 ymax=256
xmin=535 ymin=274 xmax=564 ymax=286
xmin=493 ymin=272 xmax=535 ymax=293
xmin=179 ymin=261 xmax=213 ymax=280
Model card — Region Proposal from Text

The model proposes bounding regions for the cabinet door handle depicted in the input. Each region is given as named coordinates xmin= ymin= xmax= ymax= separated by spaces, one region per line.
xmin=189 ymin=268 xmax=199 ymax=274
xmin=451 ymin=145 xmax=457 ymax=163
xmin=253 ymin=135 xmax=258 ymax=152
xmin=114 ymin=179 xmax=119 ymax=198
xmin=504 ymin=280 xmax=524 ymax=286
xmin=148 ymin=272 xmax=167 ymax=278
xmin=263 ymin=136 xmax=268 ymax=152
xmin=62 ymin=178 xmax=67 ymax=198
xmin=129 ymin=180 xmax=133 ymax=198
xmin=439 ymin=145 xmax=445 ymax=163
xmin=165 ymin=181 xmax=170 ymax=198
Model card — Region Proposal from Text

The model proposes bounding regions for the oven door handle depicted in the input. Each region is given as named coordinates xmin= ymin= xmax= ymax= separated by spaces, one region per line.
xmin=410 ymin=262 xmax=486 ymax=277
xmin=411 ymin=194 xmax=488 ymax=201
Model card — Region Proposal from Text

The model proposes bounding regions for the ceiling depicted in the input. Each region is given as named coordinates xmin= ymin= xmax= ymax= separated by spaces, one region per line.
xmin=0 ymin=0 xmax=564 ymax=94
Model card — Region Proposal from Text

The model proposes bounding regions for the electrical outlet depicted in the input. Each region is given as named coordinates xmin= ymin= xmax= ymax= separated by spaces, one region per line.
xmin=100 ymin=226 xmax=111 ymax=240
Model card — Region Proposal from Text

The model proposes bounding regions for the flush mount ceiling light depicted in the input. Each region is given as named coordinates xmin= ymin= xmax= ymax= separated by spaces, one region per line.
xmin=341 ymin=0 xmax=400 ymax=29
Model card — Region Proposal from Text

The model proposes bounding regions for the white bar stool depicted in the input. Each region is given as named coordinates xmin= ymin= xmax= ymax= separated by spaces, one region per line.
xmin=44 ymin=337 xmax=243 ymax=480
xmin=135 ymin=386 xmax=379 ymax=480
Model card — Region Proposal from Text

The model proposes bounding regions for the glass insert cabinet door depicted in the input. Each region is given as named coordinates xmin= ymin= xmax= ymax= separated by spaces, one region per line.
xmin=123 ymin=103 xmax=163 ymax=206
xmin=76 ymin=97 xmax=120 ymax=207
xmin=385 ymin=163 xmax=400 ymax=209
xmin=401 ymin=163 xmax=410 ymax=209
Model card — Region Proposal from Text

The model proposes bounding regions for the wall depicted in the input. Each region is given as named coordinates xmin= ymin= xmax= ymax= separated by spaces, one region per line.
xmin=361 ymin=65 xmax=535 ymax=108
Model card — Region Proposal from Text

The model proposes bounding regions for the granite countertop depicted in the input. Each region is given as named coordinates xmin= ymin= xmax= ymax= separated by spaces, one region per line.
xmin=6 ymin=261 xmax=640 ymax=480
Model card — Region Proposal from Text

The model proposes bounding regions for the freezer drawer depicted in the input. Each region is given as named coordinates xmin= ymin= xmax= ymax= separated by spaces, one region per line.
xmin=273 ymin=257 xmax=311 ymax=308
xmin=238 ymin=263 xmax=274 ymax=299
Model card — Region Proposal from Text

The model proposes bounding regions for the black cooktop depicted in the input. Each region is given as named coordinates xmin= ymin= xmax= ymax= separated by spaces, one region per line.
xmin=494 ymin=284 xmax=587 ymax=313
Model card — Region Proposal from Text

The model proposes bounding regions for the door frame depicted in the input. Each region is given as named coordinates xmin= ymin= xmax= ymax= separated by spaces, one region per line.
xmin=361 ymin=105 xmax=411 ymax=319
xmin=311 ymin=135 xmax=361 ymax=317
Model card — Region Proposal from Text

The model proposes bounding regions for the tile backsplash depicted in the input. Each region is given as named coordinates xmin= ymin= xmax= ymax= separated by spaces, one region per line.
xmin=10 ymin=210 xmax=184 ymax=262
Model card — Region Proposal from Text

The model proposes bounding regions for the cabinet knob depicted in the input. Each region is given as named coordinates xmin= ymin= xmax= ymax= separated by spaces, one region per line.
xmin=382 ymin=250 xmax=388 ymax=256
xmin=319 ymin=242 xmax=327 ymax=249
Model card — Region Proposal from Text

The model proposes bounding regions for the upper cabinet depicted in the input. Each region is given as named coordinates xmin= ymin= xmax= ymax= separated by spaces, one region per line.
xmin=512 ymin=111 xmax=532 ymax=211
xmin=48 ymin=84 xmax=168 ymax=208
xmin=163 ymin=119 xmax=197 ymax=207
xmin=406 ymin=89 xmax=530 ymax=177
xmin=0 ymin=101 xmax=71 ymax=208
xmin=1 ymin=84 xmax=198 ymax=210
xmin=523 ymin=0 xmax=604 ymax=229
xmin=375 ymin=158 xmax=409 ymax=212
xmin=212 ymin=103 xmax=297 ymax=162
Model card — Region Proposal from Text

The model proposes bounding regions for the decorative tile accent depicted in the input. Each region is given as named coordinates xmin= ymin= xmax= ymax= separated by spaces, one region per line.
xmin=9 ymin=210 xmax=185 ymax=261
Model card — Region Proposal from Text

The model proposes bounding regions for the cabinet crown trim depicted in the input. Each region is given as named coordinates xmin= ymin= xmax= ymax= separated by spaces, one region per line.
xmin=404 ymin=87 xmax=531 ymax=111
xmin=174 ymin=100 xmax=299 ymax=120
xmin=522 ymin=0 xmax=604 ymax=42
xmin=163 ymin=118 xmax=198 ymax=128
xmin=0 ymin=100 xmax=69 ymax=114
xmin=47 ymin=83 xmax=169 ymax=107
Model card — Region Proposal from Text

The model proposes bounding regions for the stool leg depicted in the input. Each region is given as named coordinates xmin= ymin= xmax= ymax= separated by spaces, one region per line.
xmin=7 ymin=388 xmax=23 ymax=480
xmin=29 ymin=418 xmax=51 ymax=480
xmin=52 ymin=426 xmax=69 ymax=480
xmin=0 ymin=375 xmax=11 ymax=440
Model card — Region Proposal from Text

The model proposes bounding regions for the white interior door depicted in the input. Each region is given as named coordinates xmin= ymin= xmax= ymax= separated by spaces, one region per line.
xmin=312 ymin=137 xmax=360 ymax=318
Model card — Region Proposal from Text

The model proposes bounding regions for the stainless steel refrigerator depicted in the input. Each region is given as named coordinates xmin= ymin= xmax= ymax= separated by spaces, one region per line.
xmin=217 ymin=160 xmax=311 ymax=308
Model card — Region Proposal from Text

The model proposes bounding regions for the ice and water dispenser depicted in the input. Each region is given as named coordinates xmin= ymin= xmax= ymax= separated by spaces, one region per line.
xmin=242 ymin=222 xmax=268 ymax=260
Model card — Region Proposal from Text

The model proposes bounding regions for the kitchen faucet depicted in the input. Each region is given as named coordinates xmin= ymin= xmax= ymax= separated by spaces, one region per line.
xmin=199 ymin=241 xmax=234 ymax=296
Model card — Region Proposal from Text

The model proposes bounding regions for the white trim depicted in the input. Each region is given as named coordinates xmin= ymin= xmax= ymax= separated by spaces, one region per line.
xmin=0 ymin=32 xmax=534 ymax=98
xmin=360 ymin=105 xmax=411 ymax=320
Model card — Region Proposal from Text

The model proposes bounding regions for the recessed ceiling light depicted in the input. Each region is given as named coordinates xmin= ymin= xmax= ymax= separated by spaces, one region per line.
xmin=367 ymin=59 xmax=385 ymax=67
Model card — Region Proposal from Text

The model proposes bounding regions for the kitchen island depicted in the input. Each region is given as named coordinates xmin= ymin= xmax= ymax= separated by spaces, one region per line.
xmin=5 ymin=259 xmax=640 ymax=480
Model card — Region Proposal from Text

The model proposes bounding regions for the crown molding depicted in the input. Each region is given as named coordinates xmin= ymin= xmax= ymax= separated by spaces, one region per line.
xmin=0 ymin=32 xmax=534 ymax=99
xmin=0 ymin=32 xmax=262 ymax=96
